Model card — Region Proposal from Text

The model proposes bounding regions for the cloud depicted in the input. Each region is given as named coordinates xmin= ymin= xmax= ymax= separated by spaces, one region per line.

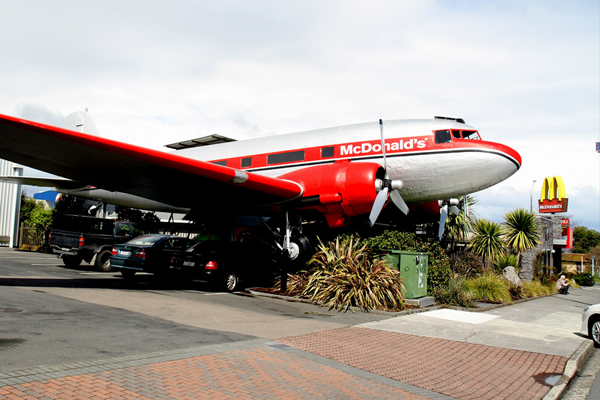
xmin=0 ymin=0 xmax=598 ymax=230
xmin=14 ymin=103 xmax=64 ymax=127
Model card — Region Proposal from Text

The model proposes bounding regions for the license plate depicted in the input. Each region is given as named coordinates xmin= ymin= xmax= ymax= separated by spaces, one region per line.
xmin=119 ymin=250 xmax=131 ymax=256
xmin=183 ymin=261 xmax=195 ymax=267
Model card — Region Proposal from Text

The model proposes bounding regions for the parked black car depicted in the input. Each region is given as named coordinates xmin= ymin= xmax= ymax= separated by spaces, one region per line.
xmin=170 ymin=239 xmax=279 ymax=291
xmin=110 ymin=234 xmax=195 ymax=278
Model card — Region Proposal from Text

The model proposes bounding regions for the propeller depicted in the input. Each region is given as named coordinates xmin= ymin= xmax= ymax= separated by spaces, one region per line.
xmin=368 ymin=119 xmax=409 ymax=227
xmin=437 ymin=198 xmax=461 ymax=240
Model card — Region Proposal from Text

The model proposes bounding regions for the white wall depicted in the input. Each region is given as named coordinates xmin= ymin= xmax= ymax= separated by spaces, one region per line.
xmin=0 ymin=159 xmax=23 ymax=247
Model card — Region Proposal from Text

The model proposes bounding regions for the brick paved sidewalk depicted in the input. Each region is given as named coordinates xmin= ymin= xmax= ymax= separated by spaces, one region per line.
xmin=278 ymin=327 xmax=568 ymax=400
xmin=0 ymin=326 xmax=569 ymax=400
xmin=0 ymin=339 xmax=447 ymax=400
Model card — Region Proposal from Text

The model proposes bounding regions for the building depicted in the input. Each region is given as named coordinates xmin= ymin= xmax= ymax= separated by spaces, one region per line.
xmin=0 ymin=159 xmax=23 ymax=247
xmin=561 ymin=253 xmax=594 ymax=275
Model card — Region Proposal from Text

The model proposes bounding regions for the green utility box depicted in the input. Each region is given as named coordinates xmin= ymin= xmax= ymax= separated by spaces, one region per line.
xmin=383 ymin=250 xmax=428 ymax=299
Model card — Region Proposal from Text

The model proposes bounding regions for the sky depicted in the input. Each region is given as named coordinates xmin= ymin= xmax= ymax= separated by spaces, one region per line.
xmin=1 ymin=0 xmax=598 ymax=230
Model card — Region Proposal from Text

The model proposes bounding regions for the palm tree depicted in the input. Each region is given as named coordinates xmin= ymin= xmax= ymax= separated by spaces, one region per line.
xmin=503 ymin=208 xmax=541 ymax=265
xmin=467 ymin=218 xmax=505 ymax=267
xmin=443 ymin=194 xmax=478 ymax=247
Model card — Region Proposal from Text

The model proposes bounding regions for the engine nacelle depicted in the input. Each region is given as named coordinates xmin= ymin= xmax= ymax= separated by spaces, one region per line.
xmin=278 ymin=160 xmax=383 ymax=228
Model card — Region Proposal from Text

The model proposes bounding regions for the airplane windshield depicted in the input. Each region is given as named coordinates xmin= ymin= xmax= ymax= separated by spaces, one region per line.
xmin=443 ymin=129 xmax=481 ymax=141
xmin=462 ymin=130 xmax=480 ymax=140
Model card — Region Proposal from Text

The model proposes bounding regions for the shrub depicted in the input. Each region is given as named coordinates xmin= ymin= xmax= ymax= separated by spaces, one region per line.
xmin=360 ymin=230 xmax=452 ymax=295
xmin=272 ymin=272 xmax=310 ymax=296
xmin=302 ymin=236 xmax=406 ymax=312
xmin=433 ymin=278 xmax=475 ymax=308
xmin=465 ymin=271 xmax=512 ymax=304
xmin=572 ymin=274 xmax=595 ymax=286
xmin=505 ymin=280 xmax=524 ymax=301
xmin=522 ymin=280 xmax=556 ymax=297
xmin=493 ymin=253 xmax=519 ymax=274
xmin=450 ymin=251 xmax=484 ymax=278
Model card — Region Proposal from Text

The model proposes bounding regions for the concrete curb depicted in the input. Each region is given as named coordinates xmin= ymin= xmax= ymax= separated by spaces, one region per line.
xmin=245 ymin=288 xmax=443 ymax=316
xmin=542 ymin=340 xmax=595 ymax=400
xmin=245 ymin=288 xmax=551 ymax=316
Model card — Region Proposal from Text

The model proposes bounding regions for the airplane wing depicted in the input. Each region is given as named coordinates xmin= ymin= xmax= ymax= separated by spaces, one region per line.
xmin=0 ymin=114 xmax=303 ymax=212
xmin=0 ymin=176 xmax=88 ymax=190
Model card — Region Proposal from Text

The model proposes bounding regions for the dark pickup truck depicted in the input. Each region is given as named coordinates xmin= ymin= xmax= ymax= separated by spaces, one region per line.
xmin=49 ymin=215 xmax=140 ymax=271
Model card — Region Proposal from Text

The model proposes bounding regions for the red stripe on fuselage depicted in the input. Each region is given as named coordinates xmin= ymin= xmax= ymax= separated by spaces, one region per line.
xmin=213 ymin=134 xmax=521 ymax=172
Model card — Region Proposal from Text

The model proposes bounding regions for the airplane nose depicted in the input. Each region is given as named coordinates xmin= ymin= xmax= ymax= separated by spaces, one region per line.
xmin=491 ymin=141 xmax=522 ymax=170
xmin=475 ymin=141 xmax=521 ymax=191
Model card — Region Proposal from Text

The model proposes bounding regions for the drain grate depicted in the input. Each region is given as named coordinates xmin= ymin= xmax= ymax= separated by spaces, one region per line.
xmin=0 ymin=307 xmax=22 ymax=313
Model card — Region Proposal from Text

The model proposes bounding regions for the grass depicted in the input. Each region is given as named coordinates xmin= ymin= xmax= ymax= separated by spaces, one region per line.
xmin=465 ymin=271 xmax=513 ymax=304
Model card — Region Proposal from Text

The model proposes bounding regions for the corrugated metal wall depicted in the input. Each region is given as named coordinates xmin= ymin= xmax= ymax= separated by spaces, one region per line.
xmin=0 ymin=159 xmax=23 ymax=247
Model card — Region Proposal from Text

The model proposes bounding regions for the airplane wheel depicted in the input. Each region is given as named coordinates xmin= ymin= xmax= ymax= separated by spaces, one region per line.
xmin=288 ymin=235 xmax=313 ymax=270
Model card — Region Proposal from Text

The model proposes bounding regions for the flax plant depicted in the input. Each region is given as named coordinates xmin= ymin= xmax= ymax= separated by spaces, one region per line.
xmin=302 ymin=236 xmax=405 ymax=312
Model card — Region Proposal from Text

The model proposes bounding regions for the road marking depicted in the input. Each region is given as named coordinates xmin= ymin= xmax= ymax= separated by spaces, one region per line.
xmin=420 ymin=309 xmax=499 ymax=324
xmin=31 ymin=263 xmax=63 ymax=266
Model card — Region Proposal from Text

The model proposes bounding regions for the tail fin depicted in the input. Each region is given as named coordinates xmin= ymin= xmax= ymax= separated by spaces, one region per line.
xmin=63 ymin=108 xmax=99 ymax=136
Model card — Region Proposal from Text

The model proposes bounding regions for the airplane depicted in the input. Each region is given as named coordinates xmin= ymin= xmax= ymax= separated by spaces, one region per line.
xmin=0 ymin=112 xmax=521 ymax=262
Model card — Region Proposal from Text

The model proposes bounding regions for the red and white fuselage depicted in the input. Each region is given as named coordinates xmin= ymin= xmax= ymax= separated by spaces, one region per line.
xmin=176 ymin=118 xmax=521 ymax=204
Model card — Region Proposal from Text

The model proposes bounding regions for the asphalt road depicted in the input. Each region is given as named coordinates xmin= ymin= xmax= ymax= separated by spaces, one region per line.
xmin=0 ymin=247 xmax=388 ymax=373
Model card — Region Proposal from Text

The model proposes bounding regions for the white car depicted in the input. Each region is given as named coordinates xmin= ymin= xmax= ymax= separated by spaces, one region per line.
xmin=580 ymin=303 xmax=600 ymax=347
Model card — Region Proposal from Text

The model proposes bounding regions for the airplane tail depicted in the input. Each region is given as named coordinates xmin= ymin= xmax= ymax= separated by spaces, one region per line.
xmin=63 ymin=109 xmax=99 ymax=135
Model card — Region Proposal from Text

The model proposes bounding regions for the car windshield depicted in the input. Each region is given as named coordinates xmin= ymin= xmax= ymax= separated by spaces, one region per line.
xmin=126 ymin=236 xmax=164 ymax=246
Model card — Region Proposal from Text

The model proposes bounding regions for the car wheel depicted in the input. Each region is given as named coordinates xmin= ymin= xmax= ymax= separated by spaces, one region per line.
xmin=62 ymin=255 xmax=82 ymax=268
xmin=95 ymin=250 xmax=112 ymax=272
xmin=224 ymin=271 xmax=239 ymax=292
xmin=589 ymin=316 xmax=600 ymax=347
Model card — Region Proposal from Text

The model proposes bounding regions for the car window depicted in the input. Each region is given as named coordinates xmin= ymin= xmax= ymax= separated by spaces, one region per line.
xmin=172 ymin=238 xmax=194 ymax=249
xmin=127 ymin=235 xmax=163 ymax=246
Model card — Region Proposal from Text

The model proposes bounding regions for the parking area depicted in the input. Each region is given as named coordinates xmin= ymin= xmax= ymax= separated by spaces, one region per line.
xmin=0 ymin=247 xmax=388 ymax=372
xmin=1 ymin=247 xmax=598 ymax=399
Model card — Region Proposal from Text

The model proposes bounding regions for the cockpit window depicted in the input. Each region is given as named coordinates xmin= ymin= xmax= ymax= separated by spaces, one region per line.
xmin=435 ymin=130 xmax=452 ymax=144
xmin=462 ymin=130 xmax=480 ymax=140
xmin=452 ymin=130 xmax=461 ymax=139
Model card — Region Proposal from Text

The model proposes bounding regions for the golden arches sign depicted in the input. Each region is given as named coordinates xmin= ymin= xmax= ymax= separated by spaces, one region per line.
xmin=539 ymin=176 xmax=568 ymax=213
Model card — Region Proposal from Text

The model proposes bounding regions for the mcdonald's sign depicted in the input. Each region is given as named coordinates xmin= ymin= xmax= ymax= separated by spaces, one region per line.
xmin=539 ymin=176 xmax=568 ymax=213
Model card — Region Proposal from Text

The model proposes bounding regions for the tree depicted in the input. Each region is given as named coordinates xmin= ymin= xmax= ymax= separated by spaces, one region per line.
xmin=502 ymin=208 xmax=541 ymax=263
xmin=443 ymin=194 xmax=477 ymax=246
xmin=52 ymin=194 xmax=87 ymax=219
xmin=467 ymin=219 xmax=504 ymax=265
xmin=572 ymin=226 xmax=600 ymax=253
xmin=20 ymin=196 xmax=53 ymax=248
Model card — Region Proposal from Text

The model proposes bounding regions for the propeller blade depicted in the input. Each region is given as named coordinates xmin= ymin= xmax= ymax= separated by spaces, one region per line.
xmin=438 ymin=204 xmax=448 ymax=240
xmin=368 ymin=187 xmax=389 ymax=227
xmin=449 ymin=205 xmax=460 ymax=215
xmin=379 ymin=119 xmax=387 ymax=174
xmin=390 ymin=189 xmax=409 ymax=215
